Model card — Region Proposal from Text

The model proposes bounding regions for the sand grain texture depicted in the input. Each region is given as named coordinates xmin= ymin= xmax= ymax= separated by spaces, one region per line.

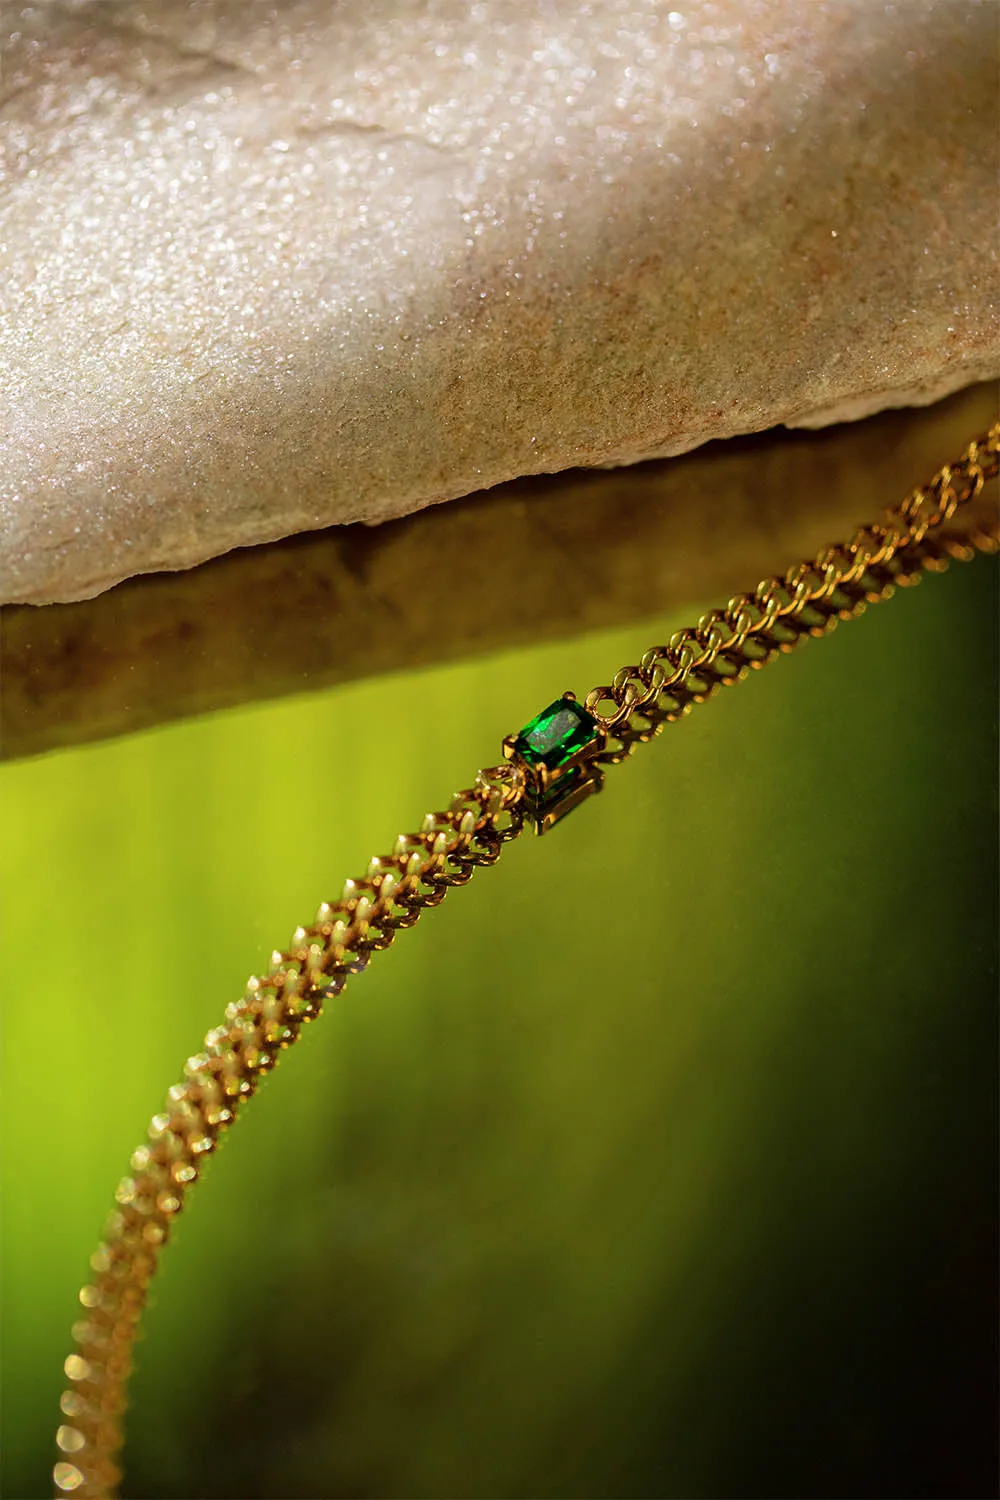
xmin=1 ymin=0 xmax=997 ymax=604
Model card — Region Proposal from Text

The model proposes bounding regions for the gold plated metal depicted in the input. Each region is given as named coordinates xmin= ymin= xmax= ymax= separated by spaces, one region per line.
xmin=583 ymin=423 xmax=999 ymax=738
xmin=53 ymin=421 xmax=999 ymax=1498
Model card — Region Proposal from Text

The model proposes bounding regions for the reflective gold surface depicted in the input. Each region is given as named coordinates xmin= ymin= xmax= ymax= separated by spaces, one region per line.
xmin=1 ymin=398 xmax=997 ymax=1500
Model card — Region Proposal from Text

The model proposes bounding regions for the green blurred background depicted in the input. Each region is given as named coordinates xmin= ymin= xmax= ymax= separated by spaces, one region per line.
xmin=2 ymin=531 xmax=997 ymax=1497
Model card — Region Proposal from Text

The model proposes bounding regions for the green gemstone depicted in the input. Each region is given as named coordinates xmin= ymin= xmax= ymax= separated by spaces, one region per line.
xmin=514 ymin=698 xmax=599 ymax=771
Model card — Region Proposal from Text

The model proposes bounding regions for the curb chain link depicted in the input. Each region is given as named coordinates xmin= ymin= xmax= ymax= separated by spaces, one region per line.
xmin=53 ymin=420 xmax=999 ymax=1497
xmin=53 ymin=762 xmax=525 ymax=1498
xmin=584 ymin=423 xmax=999 ymax=734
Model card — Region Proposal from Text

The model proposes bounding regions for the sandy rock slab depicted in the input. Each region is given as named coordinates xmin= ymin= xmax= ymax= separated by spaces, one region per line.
xmin=3 ymin=384 xmax=996 ymax=761
xmin=1 ymin=1 xmax=998 ymax=606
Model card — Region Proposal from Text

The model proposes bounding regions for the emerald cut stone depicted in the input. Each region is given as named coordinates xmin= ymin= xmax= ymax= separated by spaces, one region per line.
xmin=514 ymin=697 xmax=599 ymax=771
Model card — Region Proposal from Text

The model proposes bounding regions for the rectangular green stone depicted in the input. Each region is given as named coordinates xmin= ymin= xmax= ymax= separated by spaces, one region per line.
xmin=514 ymin=697 xmax=600 ymax=771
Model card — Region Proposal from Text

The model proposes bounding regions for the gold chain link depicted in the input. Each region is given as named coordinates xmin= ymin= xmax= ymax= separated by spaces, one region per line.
xmin=53 ymin=420 xmax=999 ymax=1498
xmin=584 ymin=422 xmax=999 ymax=734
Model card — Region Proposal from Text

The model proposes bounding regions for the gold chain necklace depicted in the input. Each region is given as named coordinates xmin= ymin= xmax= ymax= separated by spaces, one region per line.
xmin=53 ymin=421 xmax=1000 ymax=1499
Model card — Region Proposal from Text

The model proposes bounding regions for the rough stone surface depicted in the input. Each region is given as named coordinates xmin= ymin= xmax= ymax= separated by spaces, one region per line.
xmin=1 ymin=0 xmax=997 ymax=605
xmin=4 ymin=386 xmax=994 ymax=761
